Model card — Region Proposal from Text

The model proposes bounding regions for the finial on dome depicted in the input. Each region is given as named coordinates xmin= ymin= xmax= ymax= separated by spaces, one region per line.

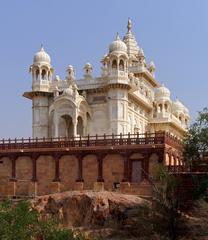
xmin=127 ymin=18 xmax=132 ymax=33
xmin=40 ymin=43 xmax=44 ymax=51
xmin=116 ymin=32 xmax=120 ymax=40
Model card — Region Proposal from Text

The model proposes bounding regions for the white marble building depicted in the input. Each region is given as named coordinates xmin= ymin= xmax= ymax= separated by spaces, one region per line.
xmin=23 ymin=19 xmax=190 ymax=139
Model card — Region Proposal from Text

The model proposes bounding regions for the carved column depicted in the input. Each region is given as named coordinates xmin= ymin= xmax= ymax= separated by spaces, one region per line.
xmin=75 ymin=154 xmax=84 ymax=190
xmin=54 ymin=115 xmax=59 ymax=138
xmin=173 ymin=155 xmax=176 ymax=172
xmin=7 ymin=155 xmax=18 ymax=196
xmin=10 ymin=155 xmax=18 ymax=181
xmin=53 ymin=153 xmax=61 ymax=182
xmin=120 ymin=151 xmax=130 ymax=193
xmin=28 ymin=154 xmax=39 ymax=197
xmin=31 ymin=154 xmax=39 ymax=182
xmin=76 ymin=154 xmax=84 ymax=182
xmin=73 ymin=115 xmax=78 ymax=137
xmin=168 ymin=152 xmax=171 ymax=170
xmin=97 ymin=153 xmax=104 ymax=182
xmin=93 ymin=153 xmax=105 ymax=191
xmin=122 ymin=151 xmax=129 ymax=182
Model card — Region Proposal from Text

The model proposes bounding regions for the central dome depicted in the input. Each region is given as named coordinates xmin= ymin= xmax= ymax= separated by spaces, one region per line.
xmin=33 ymin=47 xmax=51 ymax=64
xmin=109 ymin=34 xmax=127 ymax=53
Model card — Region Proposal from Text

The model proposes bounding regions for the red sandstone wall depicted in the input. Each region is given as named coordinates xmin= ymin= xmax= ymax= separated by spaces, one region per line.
xmin=0 ymin=152 xmax=164 ymax=197
xmin=0 ymin=157 xmax=11 ymax=196
xmin=83 ymin=155 xmax=98 ymax=190
xmin=60 ymin=155 xmax=78 ymax=191
xmin=103 ymin=154 xmax=123 ymax=190
xmin=16 ymin=156 xmax=32 ymax=196
xmin=37 ymin=156 xmax=55 ymax=195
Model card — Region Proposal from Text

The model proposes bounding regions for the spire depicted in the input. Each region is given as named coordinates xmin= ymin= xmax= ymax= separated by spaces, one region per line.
xmin=40 ymin=43 xmax=44 ymax=51
xmin=116 ymin=32 xmax=120 ymax=40
xmin=123 ymin=18 xmax=140 ymax=57
xmin=127 ymin=18 xmax=132 ymax=33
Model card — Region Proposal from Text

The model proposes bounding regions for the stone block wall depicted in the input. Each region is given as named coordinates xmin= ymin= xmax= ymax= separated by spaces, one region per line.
xmin=0 ymin=151 xmax=162 ymax=197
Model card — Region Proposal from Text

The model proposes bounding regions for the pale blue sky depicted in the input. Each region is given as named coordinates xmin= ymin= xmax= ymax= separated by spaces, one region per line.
xmin=0 ymin=0 xmax=207 ymax=138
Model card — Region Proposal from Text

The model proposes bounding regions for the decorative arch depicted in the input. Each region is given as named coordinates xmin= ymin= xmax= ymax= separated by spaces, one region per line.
xmin=58 ymin=114 xmax=73 ymax=138
xmin=77 ymin=116 xmax=84 ymax=136
xmin=112 ymin=59 xmax=117 ymax=69
xmin=119 ymin=59 xmax=124 ymax=71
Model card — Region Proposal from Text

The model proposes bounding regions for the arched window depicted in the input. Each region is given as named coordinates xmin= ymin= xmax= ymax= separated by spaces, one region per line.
xmin=112 ymin=59 xmax=117 ymax=69
xmin=58 ymin=115 xmax=73 ymax=138
xmin=119 ymin=59 xmax=124 ymax=71
xmin=77 ymin=116 xmax=84 ymax=136
xmin=36 ymin=69 xmax=39 ymax=80
xmin=41 ymin=69 xmax=47 ymax=80
xmin=159 ymin=104 xmax=162 ymax=112
xmin=164 ymin=103 xmax=168 ymax=112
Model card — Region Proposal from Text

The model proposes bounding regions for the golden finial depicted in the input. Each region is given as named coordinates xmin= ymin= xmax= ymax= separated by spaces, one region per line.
xmin=127 ymin=18 xmax=132 ymax=32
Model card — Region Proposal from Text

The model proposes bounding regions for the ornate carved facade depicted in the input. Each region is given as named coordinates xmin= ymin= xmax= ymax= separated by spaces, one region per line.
xmin=24 ymin=19 xmax=190 ymax=140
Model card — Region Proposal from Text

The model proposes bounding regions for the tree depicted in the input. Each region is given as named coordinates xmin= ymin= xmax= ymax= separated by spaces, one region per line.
xmin=0 ymin=199 xmax=88 ymax=240
xmin=150 ymin=165 xmax=185 ymax=240
xmin=183 ymin=107 xmax=208 ymax=168
xmin=120 ymin=165 xmax=185 ymax=240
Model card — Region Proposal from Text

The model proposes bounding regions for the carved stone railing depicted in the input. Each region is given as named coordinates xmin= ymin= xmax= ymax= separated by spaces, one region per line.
xmin=0 ymin=132 xmax=179 ymax=151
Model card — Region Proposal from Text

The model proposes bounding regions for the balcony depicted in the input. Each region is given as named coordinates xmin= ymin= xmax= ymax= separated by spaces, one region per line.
xmin=0 ymin=132 xmax=177 ymax=153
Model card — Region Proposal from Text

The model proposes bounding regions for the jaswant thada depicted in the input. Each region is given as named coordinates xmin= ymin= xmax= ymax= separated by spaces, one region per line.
xmin=0 ymin=19 xmax=190 ymax=197
xmin=24 ymin=19 xmax=189 ymax=139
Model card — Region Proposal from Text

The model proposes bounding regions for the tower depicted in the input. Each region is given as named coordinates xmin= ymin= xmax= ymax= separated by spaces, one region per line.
xmin=103 ymin=33 xmax=129 ymax=134
xmin=28 ymin=46 xmax=54 ymax=138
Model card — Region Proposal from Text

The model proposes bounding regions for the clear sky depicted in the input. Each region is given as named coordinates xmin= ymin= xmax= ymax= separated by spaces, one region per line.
xmin=0 ymin=0 xmax=207 ymax=138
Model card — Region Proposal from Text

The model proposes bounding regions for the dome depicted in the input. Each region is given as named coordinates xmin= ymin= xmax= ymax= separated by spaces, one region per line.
xmin=84 ymin=63 xmax=92 ymax=69
xmin=155 ymin=84 xmax=170 ymax=100
xmin=33 ymin=47 xmax=51 ymax=64
xmin=109 ymin=34 xmax=127 ymax=53
xmin=67 ymin=65 xmax=74 ymax=70
xmin=172 ymin=99 xmax=185 ymax=113
xmin=149 ymin=61 xmax=156 ymax=71
xmin=183 ymin=106 xmax=189 ymax=115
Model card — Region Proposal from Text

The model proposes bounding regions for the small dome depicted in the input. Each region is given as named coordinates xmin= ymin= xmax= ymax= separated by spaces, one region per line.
xmin=155 ymin=84 xmax=170 ymax=100
xmin=149 ymin=61 xmax=156 ymax=71
xmin=172 ymin=99 xmax=185 ymax=113
xmin=67 ymin=65 xmax=74 ymax=70
xmin=33 ymin=47 xmax=51 ymax=64
xmin=183 ymin=106 xmax=189 ymax=115
xmin=109 ymin=34 xmax=127 ymax=53
xmin=84 ymin=63 xmax=92 ymax=69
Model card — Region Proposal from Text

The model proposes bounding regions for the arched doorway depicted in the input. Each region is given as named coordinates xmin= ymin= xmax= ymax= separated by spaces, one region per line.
xmin=58 ymin=115 xmax=73 ymax=138
xmin=77 ymin=116 xmax=84 ymax=136
xmin=130 ymin=153 xmax=144 ymax=183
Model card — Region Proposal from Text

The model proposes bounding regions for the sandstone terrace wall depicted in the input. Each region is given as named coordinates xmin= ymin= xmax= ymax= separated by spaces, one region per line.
xmin=0 ymin=152 xmax=163 ymax=197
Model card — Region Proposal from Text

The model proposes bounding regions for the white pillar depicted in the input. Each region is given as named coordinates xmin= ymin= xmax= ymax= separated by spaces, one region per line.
xmin=54 ymin=118 xmax=59 ymax=138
